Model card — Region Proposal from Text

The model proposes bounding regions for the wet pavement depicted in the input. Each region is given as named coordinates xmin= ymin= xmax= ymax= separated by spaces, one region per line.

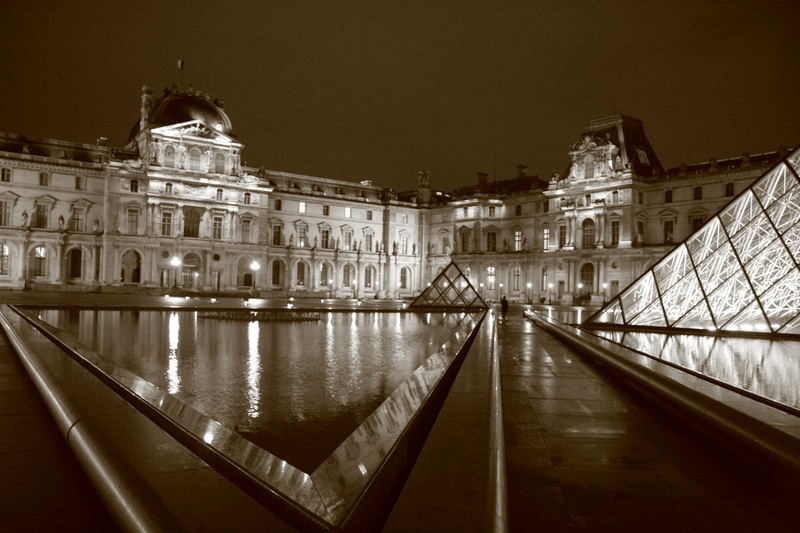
xmin=0 ymin=332 xmax=117 ymax=532
xmin=500 ymin=307 xmax=797 ymax=532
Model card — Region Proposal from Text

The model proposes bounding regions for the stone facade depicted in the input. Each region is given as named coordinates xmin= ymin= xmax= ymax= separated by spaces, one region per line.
xmin=0 ymin=87 xmax=788 ymax=300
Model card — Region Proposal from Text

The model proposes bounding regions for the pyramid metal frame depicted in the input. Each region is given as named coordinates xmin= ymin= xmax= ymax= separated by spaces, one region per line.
xmin=585 ymin=147 xmax=800 ymax=336
xmin=410 ymin=261 xmax=488 ymax=309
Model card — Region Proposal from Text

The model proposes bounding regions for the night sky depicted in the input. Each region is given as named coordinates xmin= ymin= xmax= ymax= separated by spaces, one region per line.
xmin=2 ymin=1 xmax=798 ymax=191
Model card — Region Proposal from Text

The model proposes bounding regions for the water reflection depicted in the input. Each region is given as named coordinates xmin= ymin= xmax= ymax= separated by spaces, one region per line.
xmin=594 ymin=330 xmax=800 ymax=411
xmin=38 ymin=309 xmax=472 ymax=471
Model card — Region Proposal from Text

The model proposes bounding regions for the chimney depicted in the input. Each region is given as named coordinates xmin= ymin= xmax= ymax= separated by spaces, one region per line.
xmin=516 ymin=164 xmax=528 ymax=178
xmin=140 ymin=85 xmax=153 ymax=132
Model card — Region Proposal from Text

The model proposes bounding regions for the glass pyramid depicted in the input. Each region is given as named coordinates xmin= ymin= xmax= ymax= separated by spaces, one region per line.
xmin=410 ymin=261 xmax=487 ymax=309
xmin=586 ymin=147 xmax=800 ymax=335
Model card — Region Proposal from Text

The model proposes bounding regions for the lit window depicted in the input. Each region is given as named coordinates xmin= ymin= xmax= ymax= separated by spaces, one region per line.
xmin=513 ymin=230 xmax=523 ymax=251
xmin=0 ymin=244 xmax=8 ymax=275
xmin=345 ymin=207 xmax=351 ymax=218
xmin=297 ymin=226 xmax=307 ymax=247
xmin=39 ymin=172 xmax=49 ymax=186
xmin=299 ymin=202 xmax=306 ymax=214
xmin=213 ymin=216 xmax=223 ymax=239
xmin=487 ymin=266 xmax=496 ymax=290
xmin=542 ymin=227 xmax=550 ymax=251
xmin=244 ymin=192 xmax=251 ymax=205
xmin=33 ymin=246 xmax=47 ymax=277
xmin=130 ymin=179 xmax=139 ymax=193
xmin=161 ymin=212 xmax=172 ymax=236
xmin=0 ymin=168 xmax=11 ymax=182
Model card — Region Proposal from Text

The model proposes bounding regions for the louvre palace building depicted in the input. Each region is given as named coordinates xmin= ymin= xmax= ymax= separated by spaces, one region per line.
xmin=0 ymin=85 xmax=791 ymax=302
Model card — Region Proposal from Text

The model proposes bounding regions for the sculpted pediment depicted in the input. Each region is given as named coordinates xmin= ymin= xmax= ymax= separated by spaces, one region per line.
xmin=152 ymin=121 xmax=239 ymax=144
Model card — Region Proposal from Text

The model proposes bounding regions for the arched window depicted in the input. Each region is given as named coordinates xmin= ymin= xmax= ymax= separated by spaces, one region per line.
xmin=580 ymin=263 xmax=594 ymax=293
xmin=164 ymin=146 xmax=176 ymax=168
xmin=0 ymin=244 xmax=9 ymax=275
xmin=66 ymin=248 xmax=82 ymax=280
xmin=271 ymin=260 xmax=282 ymax=286
xmin=121 ymin=250 xmax=141 ymax=283
xmin=343 ymin=264 xmax=353 ymax=287
xmin=32 ymin=246 xmax=47 ymax=277
xmin=399 ymin=267 xmax=409 ymax=289
xmin=582 ymin=219 xmax=595 ymax=248
xmin=296 ymin=262 xmax=306 ymax=286
xmin=364 ymin=266 xmax=374 ymax=288
xmin=320 ymin=263 xmax=330 ymax=286
xmin=214 ymin=152 xmax=225 ymax=173
xmin=189 ymin=148 xmax=202 ymax=171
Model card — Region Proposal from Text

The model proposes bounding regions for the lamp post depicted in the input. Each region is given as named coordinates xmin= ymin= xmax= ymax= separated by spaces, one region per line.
xmin=329 ymin=278 xmax=333 ymax=299
xmin=548 ymin=282 xmax=553 ymax=305
xmin=577 ymin=282 xmax=584 ymax=306
xmin=602 ymin=282 xmax=608 ymax=304
xmin=170 ymin=256 xmax=181 ymax=289
xmin=526 ymin=282 xmax=532 ymax=305
xmin=249 ymin=260 xmax=260 ymax=293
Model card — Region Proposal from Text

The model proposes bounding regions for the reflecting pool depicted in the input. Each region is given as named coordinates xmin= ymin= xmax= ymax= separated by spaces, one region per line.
xmin=38 ymin=309 xmax=472 ymax=470
xmin=592 ymin=329 xmax=800 ymax=412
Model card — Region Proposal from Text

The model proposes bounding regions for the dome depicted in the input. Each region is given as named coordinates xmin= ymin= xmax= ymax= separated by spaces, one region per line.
xmin=125 ymin=86 xmax=234 ymax=148
xmin=150 ymin=93 xmax=233 ymax=134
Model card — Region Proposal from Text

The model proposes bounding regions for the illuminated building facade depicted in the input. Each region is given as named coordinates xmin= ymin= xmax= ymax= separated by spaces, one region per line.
xmin=0 ymin=86 xmax=790 ymax=300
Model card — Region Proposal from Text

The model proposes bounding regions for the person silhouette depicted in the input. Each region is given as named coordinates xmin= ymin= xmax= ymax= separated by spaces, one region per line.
xmin=500 ymin=296 xmax=509 ymax=321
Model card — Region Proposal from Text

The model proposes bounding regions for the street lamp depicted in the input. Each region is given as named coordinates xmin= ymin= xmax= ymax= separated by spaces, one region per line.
xmin=548 ymin=282 xmax=553 ymax=305
xmin=526 ymin=282 xmax=532 ymax=305
xmin=169 ymin=256 xmax=181 ymax=288
xmin=602 ymin=282 xmax=608 ymax=304
xmin=577 ymin=282 xmax=584 ymax=306
xmin=249 ymin=260 xmax=260 ymax=290
xmin=328 ymin=278 xmax=333 ymax=299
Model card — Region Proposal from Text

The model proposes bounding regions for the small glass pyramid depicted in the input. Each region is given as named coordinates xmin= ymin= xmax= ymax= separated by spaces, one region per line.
xmin=586 ymin=147 xmax=800 ymax=335
xmin=410 ymin=261 xmax=487 ymax=309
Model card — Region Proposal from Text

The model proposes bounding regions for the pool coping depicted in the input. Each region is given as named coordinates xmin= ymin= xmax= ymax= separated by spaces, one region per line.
xmin=2 ymin=305 xmax=486 ymax=532
xmin=525 ymin=309 xmax=800 ymax=479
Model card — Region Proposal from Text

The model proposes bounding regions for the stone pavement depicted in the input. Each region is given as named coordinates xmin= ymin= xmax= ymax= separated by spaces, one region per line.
xmin=499 ymin=306 xmax=797 ymax=532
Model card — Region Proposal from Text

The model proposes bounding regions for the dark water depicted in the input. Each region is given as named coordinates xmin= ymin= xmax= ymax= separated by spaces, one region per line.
xmin=38 ymin=309 xmax=471 ymax=470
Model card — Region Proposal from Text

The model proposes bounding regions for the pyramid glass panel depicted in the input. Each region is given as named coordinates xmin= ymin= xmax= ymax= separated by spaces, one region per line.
xmin=584 ymin=147 xmax=800 ymax=336
xmin=410 ymin=261 xmax=487 ymax=309
xmin=673 ymin=299 xmax=716 ymax=330
xmin=753 ymin=163 xmax=795 ymax=209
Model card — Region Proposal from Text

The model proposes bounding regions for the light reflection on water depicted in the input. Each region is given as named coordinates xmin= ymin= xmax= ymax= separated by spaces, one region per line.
xmin=39 ymin=309 xmax=469 ymax=470
xmin=594 ymin=329 xmax=800 ymax=411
